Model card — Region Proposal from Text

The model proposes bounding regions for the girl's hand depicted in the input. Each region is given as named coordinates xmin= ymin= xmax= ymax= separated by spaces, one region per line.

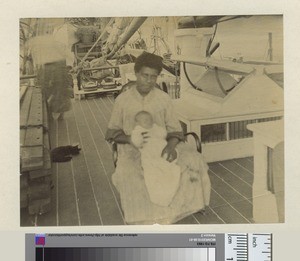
xmin=161 ymin=137 xmax=179 ymax=162
xmin=161 ymin=146 xmax=177 ymax=162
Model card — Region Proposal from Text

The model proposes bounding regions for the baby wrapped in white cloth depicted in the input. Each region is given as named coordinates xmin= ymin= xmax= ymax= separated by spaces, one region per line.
xmin=131 ymin=111 xmax=181 ymax=207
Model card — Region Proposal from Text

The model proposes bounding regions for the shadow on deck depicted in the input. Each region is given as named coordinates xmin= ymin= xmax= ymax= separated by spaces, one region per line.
xmin=21 ymin=94 xmax=254 ymax=226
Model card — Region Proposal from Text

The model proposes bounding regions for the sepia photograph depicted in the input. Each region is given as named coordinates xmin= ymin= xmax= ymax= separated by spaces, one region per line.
xmin=19 ymin=15 xmax=284 ymax=226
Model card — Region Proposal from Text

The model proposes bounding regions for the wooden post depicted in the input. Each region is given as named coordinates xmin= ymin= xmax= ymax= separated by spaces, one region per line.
xmin=268 ymin=32 xmax=273 ymax=61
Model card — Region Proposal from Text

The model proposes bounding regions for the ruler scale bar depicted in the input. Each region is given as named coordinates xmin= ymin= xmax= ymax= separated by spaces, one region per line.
xmin=225 ymin=233 xmax=272 ymax=261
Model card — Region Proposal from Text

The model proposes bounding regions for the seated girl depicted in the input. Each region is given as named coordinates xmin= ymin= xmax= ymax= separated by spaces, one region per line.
xmin=105 ymin=52 xmax=211 ymax=225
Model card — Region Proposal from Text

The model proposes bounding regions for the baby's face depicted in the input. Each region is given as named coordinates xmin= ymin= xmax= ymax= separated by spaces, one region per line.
xmin=136 ymin=114 xmax=153 ymax=129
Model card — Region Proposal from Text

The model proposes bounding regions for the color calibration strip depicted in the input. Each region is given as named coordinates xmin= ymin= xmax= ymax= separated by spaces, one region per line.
xmin=36 ymin=248 xmax=216 ymax=261
xmin=28 ymin=233 xmax=272 ymax=261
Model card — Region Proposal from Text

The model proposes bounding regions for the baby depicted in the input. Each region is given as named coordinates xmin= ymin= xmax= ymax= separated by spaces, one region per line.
xmin=131 ymin=111 xmax=181 ymax=207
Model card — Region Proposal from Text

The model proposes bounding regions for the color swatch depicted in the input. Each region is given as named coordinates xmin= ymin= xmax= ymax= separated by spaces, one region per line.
xmin=35 ymin=234 xmax=45 ymax=246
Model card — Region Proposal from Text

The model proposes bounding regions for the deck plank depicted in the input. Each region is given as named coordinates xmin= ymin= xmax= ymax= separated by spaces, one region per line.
xmin=99 ymin=95 xmax=113 ymax=115
xmin=194 ymin=206 xmax=225 ymax=224
xmin=219 ymin=160 xmax=254 ymax=184
xmin=208 ymin=168 xmax=251 ymax=203
xmin=208 ymin=165 xmax=252 ymax=201
xmin=93 ymin=97 xmax=110 ymax=123
xmin=67 ymin=104 xmax=103 ymax=225
xmin=86 ymin=99 xmax=112 ymax=151
xmin=209 ymin=186 xmax=230 ymax=209
xmin=105 ymin=94 xmax=114 ymax=109
xmin=234 ymin=157 xmax=254 ymax=173
xmin=209 ymin=163 xmax=252 ymax=199
xmin=231 ymin=200 xmax=253 ymax=222
xmin=211 ymin=203 xmax=250 ymax=224
xmin=79 ymin=100 xmax=124 ymax=225
xmin=220 ymin=160 xmax=254 ymax=186
xmin=106 ymin=95 xmax=115 ymax=106
xmin=55 ymin=118 xmax=80 ymax=226
xmin=208 ymin=170 xmax=252 ymax=220
xmin=91 ymin=98 xmax=123 ymax=200
xmin=197 ymin=189 xmax=247 ymax=224
xmin=246 ymin=157 xmax=253 ymax=163
xmin=210 ymin=190 xmax=250 ymax=224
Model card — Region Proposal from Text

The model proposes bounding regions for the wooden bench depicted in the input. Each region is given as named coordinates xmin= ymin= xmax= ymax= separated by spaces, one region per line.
xmin=20 ymin=83 xmax=52 ymax=215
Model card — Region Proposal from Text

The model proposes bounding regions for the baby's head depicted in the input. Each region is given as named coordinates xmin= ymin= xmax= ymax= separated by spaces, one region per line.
xmin=135 ymin=111 xmax=154 ymax=129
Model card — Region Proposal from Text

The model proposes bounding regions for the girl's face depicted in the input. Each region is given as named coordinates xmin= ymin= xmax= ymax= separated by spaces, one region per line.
xmin=135 ymin=66 xmax=159 ymax=96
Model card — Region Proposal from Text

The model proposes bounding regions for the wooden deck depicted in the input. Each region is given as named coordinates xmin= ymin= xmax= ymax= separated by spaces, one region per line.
xmin=21 ymin=94 xmax=254 ymax=226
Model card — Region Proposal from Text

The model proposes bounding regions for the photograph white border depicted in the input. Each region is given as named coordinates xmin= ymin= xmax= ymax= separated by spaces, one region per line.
xmin=0 ymin=0 xmax=299 ymax=260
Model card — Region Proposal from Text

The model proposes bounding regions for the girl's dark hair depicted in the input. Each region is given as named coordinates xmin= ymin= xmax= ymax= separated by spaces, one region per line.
xmin=134 ymin=52 xmax=163 ymax=74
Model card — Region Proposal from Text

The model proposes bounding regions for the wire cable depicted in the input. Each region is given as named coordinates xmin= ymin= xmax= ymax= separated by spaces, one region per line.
xmin=183 ymin=62 xmax=202 ymax=91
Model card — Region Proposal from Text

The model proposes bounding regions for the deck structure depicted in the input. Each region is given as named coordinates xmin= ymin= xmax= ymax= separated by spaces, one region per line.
xmin=21 ymin=95 xmax=254 ymax=226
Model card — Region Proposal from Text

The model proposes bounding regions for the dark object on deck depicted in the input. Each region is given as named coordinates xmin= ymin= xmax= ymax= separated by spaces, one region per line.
xmin=51 ymin=144 xmax=81 ymax=163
